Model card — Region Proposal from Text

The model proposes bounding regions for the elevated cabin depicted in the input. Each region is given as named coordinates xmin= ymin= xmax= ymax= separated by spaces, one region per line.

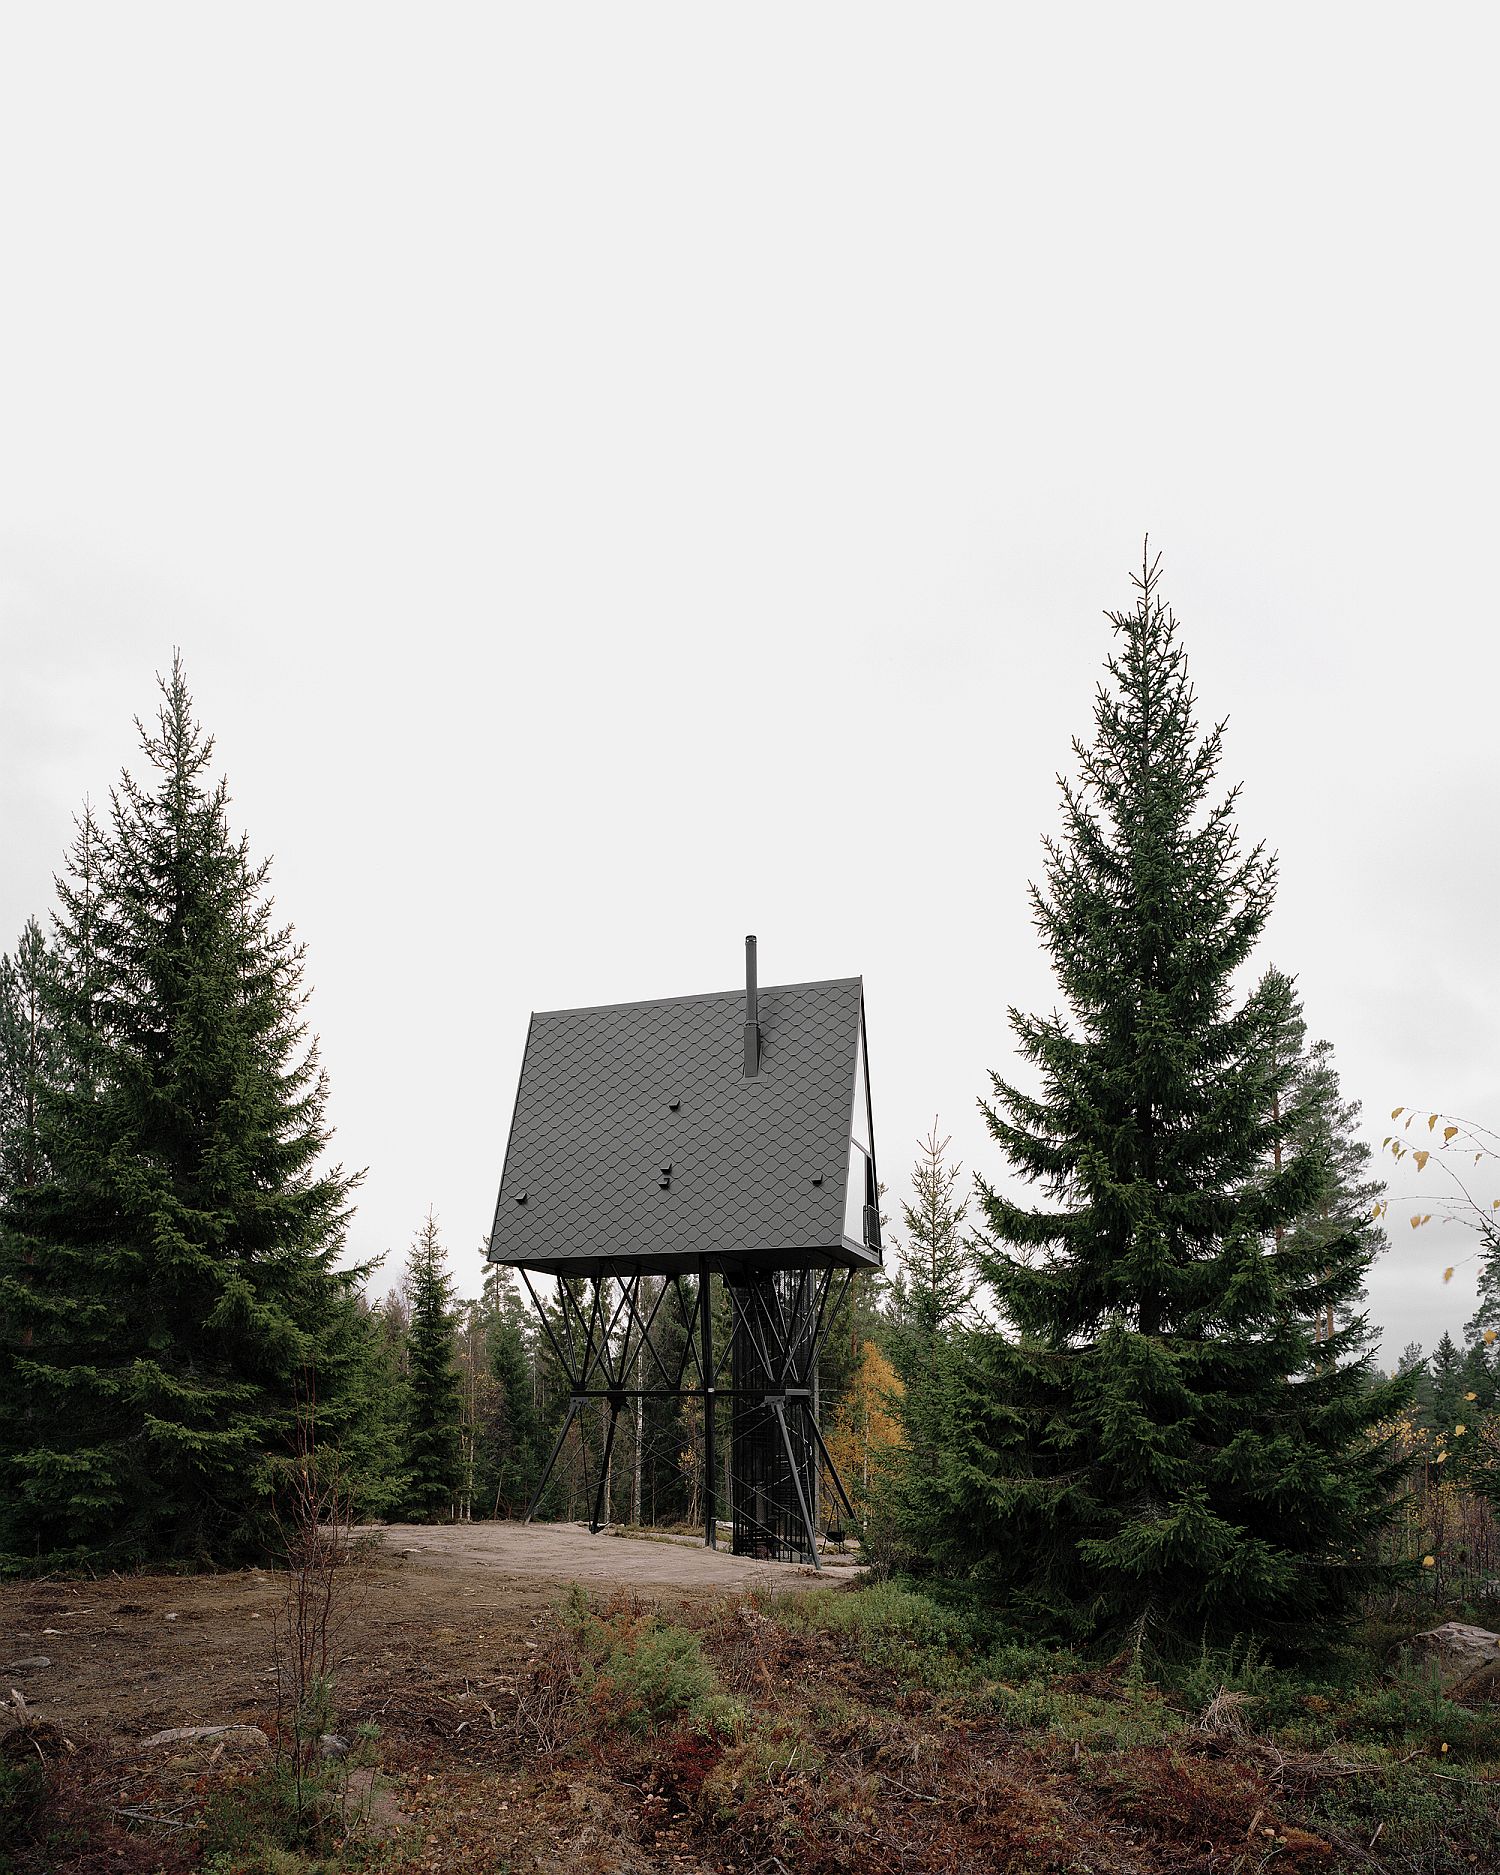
xmin=487 ymin=938 xmax=881 ymax=1563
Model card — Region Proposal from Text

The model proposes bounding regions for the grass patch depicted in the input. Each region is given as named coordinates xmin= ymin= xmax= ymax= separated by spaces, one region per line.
xmin=772 ymin=1578 xmax=1004 ymax=1689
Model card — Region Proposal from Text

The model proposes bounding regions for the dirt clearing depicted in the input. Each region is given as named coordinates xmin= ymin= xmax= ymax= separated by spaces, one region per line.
xmin=382 ymin=1519 xmax=852 ymax=1598
xmin=8 ymin=1526 xmax=1477 ymax=1874
xmin=1 ymin=1521 xmax=839 ymax=1744
xmin=1 ymin=1521 xmax=853 ymax=1875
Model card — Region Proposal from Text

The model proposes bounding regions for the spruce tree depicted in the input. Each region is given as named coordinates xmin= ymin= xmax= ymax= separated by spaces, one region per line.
xmin=1457 ymin=1338 xmax=1498 ymax=1416
xmin=400 ymin=1211 xmax=463 ymax=1522
xmin=1396 ymin=1343 xmax=1434 ymax=1419
xmin=482 ymin=1271 xmax=545 ymax=1516
xmin=1427 ymin=1333 xmax=1464 ymax=1431
xmin=888 ymin=1121 xmax=973 ymax=1384
xmin=321 ymin=1287 xmax=409 ymax=1518
xmin=0 ymin=919 xmax=60 ymax=1505
xmin=0 ymin=660 xmax=371 ymax=1566
xmin=0 ymin=919 xmax=61 ymax=1191
xmin=1258 ymin=968 xmax=1385 ymax=1359
xmin=875 ymin=1128 xmax=972 ymax=1566
xmin=1466 ymin=1215 xmax=1500 ymax=1345
xmin=913 ymin=551 xmax=1409 ymax=1656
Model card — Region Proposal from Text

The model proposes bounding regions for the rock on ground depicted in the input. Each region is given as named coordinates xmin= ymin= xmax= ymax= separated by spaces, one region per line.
xmin=1411 ymin=1622 xmax=1500 ymax=1697
xmin=139 ymin=1724 xmax=269 ymax=1749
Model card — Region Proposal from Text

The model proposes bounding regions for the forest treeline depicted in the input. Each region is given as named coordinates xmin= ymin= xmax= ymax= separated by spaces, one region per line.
xmin=5 ymin=559 xmax=1500 ymax=1663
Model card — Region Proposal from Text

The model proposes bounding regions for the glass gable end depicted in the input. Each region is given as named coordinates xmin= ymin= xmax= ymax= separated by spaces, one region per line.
xmin=843 ymin=1141 xmax=872 ymax=1247
xmin=850 ymin=1022 xmax=871 ymax=1151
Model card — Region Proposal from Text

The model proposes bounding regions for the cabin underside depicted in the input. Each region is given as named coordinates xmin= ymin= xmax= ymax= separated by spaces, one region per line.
xmin=513 ymin=1262 xmax=855 ymax=1566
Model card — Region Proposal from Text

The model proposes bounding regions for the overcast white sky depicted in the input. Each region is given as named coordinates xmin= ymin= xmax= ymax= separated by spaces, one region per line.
xmin=3 ymin=6 xmax=1496 ymax=1367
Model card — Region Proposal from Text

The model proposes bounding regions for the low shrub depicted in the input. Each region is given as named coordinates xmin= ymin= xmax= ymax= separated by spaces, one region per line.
xmin=197 ymin=1761 xmax=370 ymax=1874
xmin=1306 ymin=1754 xmax=1500 ymax=1869
xmin=778 ymin=1580 xmax=1100 ymax=1706
xmin=772 ymin=1579 xmax=998 ymax=1691
xmin=1336 ymin=1653 xmax=1500 ymax=1761
xmin=0 ymin=1718 xmax=64 ymax=1870
xmin=560 ymin=1590 xmax=746 ymax=1740
xmin=982 ymin=1637 xmax=1084 ymax=1684
xmin=1168 ymin=1634 xmax=1278 ymax=1711
xmin=194 ymin=1718 xmax=385 ymax=1875
xmin=697 ymin=1715 xmax=825 ymax=1824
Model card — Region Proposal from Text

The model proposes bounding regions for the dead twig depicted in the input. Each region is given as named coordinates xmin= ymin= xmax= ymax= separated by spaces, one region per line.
xmin=113 ymin=1804 xmax=191 ymax=1828
xmin=883 ymin=1775 xmax=945 ymax=1803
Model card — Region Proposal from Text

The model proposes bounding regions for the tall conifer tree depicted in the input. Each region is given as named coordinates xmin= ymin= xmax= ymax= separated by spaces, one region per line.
xmin=888 ymin=1122 xmax=972 ymax=1383
xmin=1258 ymin=967 xmax=1384 ymax=1357
xmin=400 ymin=1211 xmax=463 ymax=1521
xmin=0 ymin=919 xmax=60 ymax=1190
xmin=481 ymin=1269 xmax=546 ymax=1517
xmin=876 ymin=1127 xmax=972 ymax=1564
xmin=1426 ymin=1333 xmax=1464 ymax=1431
xmin=913 ymin=551 xmax=1409 ymax=1655
xmin=0 ymin=660 xmax=375 ymax=1566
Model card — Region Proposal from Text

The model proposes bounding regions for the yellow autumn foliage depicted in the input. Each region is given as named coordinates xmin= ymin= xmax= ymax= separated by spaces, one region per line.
xmin=825 ymin=1340 xmax=905 ymax=1496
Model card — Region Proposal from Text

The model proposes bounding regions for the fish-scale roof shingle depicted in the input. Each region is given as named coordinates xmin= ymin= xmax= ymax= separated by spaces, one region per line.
xmin=487 ymin=976 xmax=878 ymax=1276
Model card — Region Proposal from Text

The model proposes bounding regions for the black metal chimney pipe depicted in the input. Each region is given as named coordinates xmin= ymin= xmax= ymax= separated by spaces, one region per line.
xmin=743 ymin=934 xmax=761 ymax=1077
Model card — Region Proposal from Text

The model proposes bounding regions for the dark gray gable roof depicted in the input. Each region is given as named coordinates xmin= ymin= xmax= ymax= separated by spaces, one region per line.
xmin=487 ymin=975 xmax=877 ymax=1276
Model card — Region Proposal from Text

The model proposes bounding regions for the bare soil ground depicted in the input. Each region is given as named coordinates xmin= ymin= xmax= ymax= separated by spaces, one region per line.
xmin=0 ymin=1522 xmax=845 ymax=1875
xmin=1 ymin=1521 xmax=834 ymax=1745
xmin=3 ymin=1528 xmax=1493 ymax=1875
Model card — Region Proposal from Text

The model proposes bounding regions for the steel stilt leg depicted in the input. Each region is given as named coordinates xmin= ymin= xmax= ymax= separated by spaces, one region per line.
xmin=526 ymin=1397 xmax=581 ymax=1524
xmin=771 ymin=1400 xmax=820 ymax=1571
xmin=700 ymin=1262 xmax=716 ymax=1549
xmin=803 ymin=1405 xmax=857 ymax=1524
xmin=590 ymin=1402 xmax=621 ymax=1535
